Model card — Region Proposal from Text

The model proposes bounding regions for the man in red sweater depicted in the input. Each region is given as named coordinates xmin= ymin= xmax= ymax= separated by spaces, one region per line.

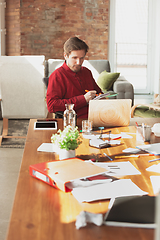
xmin=46 ymin=37 xmax=102 ymax=118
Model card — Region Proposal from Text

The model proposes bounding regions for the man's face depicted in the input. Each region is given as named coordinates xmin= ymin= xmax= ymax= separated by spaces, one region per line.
xmin=64 ymin=49 xmax=86 ymax=73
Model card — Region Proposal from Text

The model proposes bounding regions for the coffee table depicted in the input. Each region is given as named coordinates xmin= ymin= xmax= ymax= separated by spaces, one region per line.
xmin=6 ymin=118 xmax=160 ymax=240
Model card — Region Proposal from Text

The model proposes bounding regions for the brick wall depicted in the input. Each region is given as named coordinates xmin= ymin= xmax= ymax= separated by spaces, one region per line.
xmin=5 ymin=0 xmax=21 ymax=55
xmin=5 ymin=0 xmax=109 ymax=60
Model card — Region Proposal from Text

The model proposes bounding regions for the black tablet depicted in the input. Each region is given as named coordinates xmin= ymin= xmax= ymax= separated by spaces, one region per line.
xmin=34 ymin=121 xmax=57 ymax=130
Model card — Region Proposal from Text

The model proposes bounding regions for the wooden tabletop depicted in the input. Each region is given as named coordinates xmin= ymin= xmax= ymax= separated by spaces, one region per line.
xmin=6 ymin=118 xmax=160 ymax=240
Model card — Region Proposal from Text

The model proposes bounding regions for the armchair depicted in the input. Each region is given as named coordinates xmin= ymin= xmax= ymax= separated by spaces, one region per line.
xmin=0 ymin=55 xmax=47 ymax=145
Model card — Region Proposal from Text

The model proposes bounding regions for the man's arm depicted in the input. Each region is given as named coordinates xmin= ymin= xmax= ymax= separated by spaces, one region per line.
xmin=46 ymin=65 xmax=103 ymax=116
xmin=46 ymin=70 xmax=88 ymax=113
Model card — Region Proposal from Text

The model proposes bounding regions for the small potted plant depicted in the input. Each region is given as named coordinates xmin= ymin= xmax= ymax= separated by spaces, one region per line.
xmin=51 ymin=125 xmax=82 ymax=160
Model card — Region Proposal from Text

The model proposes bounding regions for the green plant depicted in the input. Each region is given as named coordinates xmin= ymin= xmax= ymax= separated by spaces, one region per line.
xmin=51 ymin=125 xmax=82 ymax=150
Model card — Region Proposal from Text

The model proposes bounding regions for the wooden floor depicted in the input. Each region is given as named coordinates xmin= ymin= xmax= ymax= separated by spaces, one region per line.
xmin=0 ymin=120 xmax=23 ymax=240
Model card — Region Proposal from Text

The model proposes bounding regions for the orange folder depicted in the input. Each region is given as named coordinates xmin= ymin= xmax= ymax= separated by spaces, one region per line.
xmin=29 ymin=158 xmax=107 ymax=192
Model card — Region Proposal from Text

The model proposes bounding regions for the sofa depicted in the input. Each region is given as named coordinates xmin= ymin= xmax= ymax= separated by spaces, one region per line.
xmin=43 ymin=59 xmax=134 ymax=106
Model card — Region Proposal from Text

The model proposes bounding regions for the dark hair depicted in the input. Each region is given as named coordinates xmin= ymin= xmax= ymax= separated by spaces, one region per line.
xmin=64 ymin=37 xmax=89 ymax=56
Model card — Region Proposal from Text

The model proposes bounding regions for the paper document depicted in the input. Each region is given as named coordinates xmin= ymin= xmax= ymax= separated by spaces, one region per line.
xmin=136 ymin=143 xmax=160 ymax=155
xmin=146 ymin=163 xmax=160 ymax=173
xmin=66 ymin=177 xmax=112 ymax=189
xmin=72 ymin=179 xmax=147 ymax=202
xmin=89 ymin=138 xmax=121 ymax=148
xmin=150 ymin=176 xmax=160 ymax=195
xmin=83 ymin=132 xmax=132 ymax=140
xmin=37 ymin=143 xmax=59 ymax=152
xmin=86 ymin=161 xmax=141 ymax=177
xmin=123 ymin=148 xmax=140 ymax=154
xmin=121 ymin=132 xmax=134 ymax=138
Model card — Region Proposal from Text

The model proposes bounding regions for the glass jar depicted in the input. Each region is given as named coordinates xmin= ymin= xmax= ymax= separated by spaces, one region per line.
xmin=63 ymin=104 xmax=76 ymax=129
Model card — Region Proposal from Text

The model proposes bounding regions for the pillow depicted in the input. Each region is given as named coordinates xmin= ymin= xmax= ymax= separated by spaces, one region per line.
xmin=134 ymin=106 xmax=160 ymax=118
xmin=97 ymin=71 xmax=120 ymax=91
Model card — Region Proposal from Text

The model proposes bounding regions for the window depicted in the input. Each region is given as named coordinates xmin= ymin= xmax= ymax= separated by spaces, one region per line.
xmin=109 ymin=0 xmax=160 ymax=95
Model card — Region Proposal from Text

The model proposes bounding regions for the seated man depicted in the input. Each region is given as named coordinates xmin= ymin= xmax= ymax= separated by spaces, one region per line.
xmin=46 ymin=37 xmax=103 ymax=118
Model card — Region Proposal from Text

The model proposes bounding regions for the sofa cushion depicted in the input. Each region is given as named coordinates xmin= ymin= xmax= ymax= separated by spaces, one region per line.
xmin=133 ymin=106 xmax=160 ymax=118
xmin=97 ymin=71 xmax=120 ymax=91
xmin=47 ymin=59 xmax=111 ymax=82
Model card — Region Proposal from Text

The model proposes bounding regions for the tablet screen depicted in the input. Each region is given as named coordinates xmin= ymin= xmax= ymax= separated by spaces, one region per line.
xmin=34 ymin=121 xmax=57 ymax=130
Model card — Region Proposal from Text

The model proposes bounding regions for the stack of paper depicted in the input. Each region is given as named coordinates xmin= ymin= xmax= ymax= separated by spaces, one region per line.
xmin=72 ymin=179 xmax=147 ymax=203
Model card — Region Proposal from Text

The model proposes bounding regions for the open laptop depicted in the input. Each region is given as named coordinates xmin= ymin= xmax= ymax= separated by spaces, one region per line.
xmin=88 ymin=99 xmax=132 ymax=127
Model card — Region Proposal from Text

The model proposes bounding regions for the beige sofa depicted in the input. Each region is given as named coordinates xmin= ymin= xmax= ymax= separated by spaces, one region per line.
xmin=43 ymin=59 xmax=134 ymax=106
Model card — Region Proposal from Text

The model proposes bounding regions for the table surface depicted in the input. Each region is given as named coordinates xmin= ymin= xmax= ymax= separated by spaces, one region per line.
xmin=6 ymin=118 xmax=160 ymax=240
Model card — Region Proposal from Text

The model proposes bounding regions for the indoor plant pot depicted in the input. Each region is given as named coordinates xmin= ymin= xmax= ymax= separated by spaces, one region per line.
xmin=51 ymin=125 xmax=82 ymax=160
xmin=58 ymin=149 xmax=75 ymax=160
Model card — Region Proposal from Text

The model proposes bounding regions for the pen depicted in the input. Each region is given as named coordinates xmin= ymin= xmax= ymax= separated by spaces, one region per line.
xmin=135 ymin=122 xmax=139 ymax=127
xmin=135 ymin=122 xmax=145 ymax=141
xmin=112 ymin=136 xmax=122 ymax=140
xmin=138 ymin=154 xmax=154 ymax=156
xmin=142 ymin=123 xmax=145 ymax=140
xmin=85 ymin=89 xmax=99 ymax=96
xmin=115 ymin=155 xmax=139 ymax=158
xmin=103 ymin=153 xmax=113 ymax=161
xmin=115 ymin=154 xmax=154 ymax=159
xmin=148 ymin=158 xmax=160 ymax=163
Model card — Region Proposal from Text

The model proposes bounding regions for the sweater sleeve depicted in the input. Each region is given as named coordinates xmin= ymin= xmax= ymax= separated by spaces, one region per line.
xmin=46 ymin=70 xmax=87 ymax=113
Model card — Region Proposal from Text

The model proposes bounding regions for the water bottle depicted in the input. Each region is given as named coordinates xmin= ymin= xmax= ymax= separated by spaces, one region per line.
xmin=63 ymin=104 xmax=76 ymax=129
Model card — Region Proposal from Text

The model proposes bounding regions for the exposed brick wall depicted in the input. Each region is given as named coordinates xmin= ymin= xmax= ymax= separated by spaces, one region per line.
xmin=5 ymin=0 xmax=21 ymax=56
xmin=5 ymin=0 xmax=109 ymax=60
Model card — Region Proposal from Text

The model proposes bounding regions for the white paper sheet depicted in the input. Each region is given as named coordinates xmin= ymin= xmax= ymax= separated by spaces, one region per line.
xmin=150 ymin=176 xmax=160 ymax=195
xmin=89 ymin=138 xmax=121 ymax=148
xmin=72 ymin=179 xmax=147 ymax=202
xmin=37 ymin=143 xmax=59 ymax=152
xmin=146 ymin=163 xmax=160 ymax=173
xmin=86 ymin=161 xmax=141 ymax=177
xmin=123 ymin=148 xmax=140 ymax=154
xmin=136 ymin=143 xmax=160 ymax=155
xmin=82 ymin=132 xmax=133 ymax=140
xmin=121 ymin=132 xmax=134 ymax=138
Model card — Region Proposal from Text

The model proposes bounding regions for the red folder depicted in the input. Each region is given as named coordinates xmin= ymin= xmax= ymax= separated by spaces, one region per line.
xmin=29 ymin=158 xmax=107 ymax=192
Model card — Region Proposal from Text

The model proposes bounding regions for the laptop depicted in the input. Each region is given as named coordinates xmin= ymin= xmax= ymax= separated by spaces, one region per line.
xmin=88 ymin=99 xmax=132 ymax=127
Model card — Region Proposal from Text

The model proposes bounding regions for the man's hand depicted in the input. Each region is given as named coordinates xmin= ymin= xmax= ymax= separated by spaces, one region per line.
xmin=84 ymin=90 xmax=97 ymax=103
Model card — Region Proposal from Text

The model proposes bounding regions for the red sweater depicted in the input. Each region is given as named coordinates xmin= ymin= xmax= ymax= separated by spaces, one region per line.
xmin=46 ymin=62 xmax=102 ymax=118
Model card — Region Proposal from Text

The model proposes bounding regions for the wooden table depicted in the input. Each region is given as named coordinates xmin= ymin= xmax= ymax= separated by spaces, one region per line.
xmin=6 ymin=118 xmax=160 ymax=240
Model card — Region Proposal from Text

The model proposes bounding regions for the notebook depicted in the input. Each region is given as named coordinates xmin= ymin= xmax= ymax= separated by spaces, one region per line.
xmin=88 ymin=99 xmax=132 ymax=127
xmin=104 ymin=195 xmax=156 ymax=228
